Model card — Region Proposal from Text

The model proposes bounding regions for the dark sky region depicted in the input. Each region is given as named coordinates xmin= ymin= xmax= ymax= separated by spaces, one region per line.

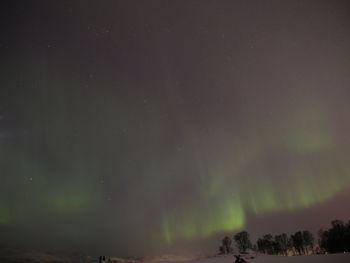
xmin=1 ymin=0 xmax=350 ymax=257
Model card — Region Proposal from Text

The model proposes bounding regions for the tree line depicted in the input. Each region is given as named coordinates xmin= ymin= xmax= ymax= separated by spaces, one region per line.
xmin=219 ymin=218 xmax=350 ymax=256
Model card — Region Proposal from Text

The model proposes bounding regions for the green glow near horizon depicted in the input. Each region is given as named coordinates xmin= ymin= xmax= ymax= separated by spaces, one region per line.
xmin=161 ymin=198 xmax=245 ymax=244
xmin=48 ymin=190 xmax=90 ymax=211
xmin=0 ymin=203 xmax=10 ymax=225
xmin=159 ymin=102 xmax=350 ymax=244
xmin=2 ymin=64 xmax=350 ymax=254
xmin=161 ymin=168 xmax=350 ymax=243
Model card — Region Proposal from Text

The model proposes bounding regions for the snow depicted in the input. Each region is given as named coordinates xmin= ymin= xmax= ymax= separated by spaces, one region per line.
xmin=181 ymin=254 xmax=350 ymax=263
xmin=0 ymin=248 xmax=93 ymax=263
xmin=1 ymin=251 xmax=350 ymax=263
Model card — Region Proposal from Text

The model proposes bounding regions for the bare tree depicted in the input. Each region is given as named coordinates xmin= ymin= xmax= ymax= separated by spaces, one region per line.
xmin=234 ymin=231 xmax=252 ymax=253
xmin=302 ymin=230 xmax=314 ymax=254
xmin=222 ymin=236 xmax=233 ymax=254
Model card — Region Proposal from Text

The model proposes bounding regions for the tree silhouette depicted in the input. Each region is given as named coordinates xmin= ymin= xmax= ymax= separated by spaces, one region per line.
xmin=222 ymin=236 xmax=233 ymax=254
xmin=318 ymin=219 xmax=350 ymax=253
xmin=234 ymin=231 xmax=252 ymax=253
xmin=291 ymin=231 xmax=304 ymax=255
xmin=274 ymin=233 xmax=289 ymax=255
xmin=302 ymin=230 xmax=314 ymax=254
xmin=257 ymin=238 xmax=265 ymax=254
xmin=257 ymin=234 xmax=270 ymax=254
xmin=317 ymin=229 xmax=327 ymax=253
xmin=345 ymin=220 xmax=350 ymax=252
xmin=220 ymin=218 xmax=350 ymax=256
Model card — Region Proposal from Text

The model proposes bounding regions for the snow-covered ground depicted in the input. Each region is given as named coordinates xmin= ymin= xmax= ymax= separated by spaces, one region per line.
xmin=181 ymin=254 xmax=350 ymax=263
xmin=1 ymin=251 xmax=350 ymax=263
xmin=0 ymin=248 xmax=93 ymax=263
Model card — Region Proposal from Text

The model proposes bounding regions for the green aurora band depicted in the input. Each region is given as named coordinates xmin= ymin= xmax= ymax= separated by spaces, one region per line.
xmin=1 ymin=62 xmax=350 ymax=252
xmin=158 ymin=103 xmax=350 ymax=244
xmin=160 ymin=164 xmax=350 ymax=244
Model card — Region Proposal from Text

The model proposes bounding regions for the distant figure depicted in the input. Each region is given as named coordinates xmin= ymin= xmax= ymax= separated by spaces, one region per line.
xmin=99 ymin=256 xmax=102 ymax=263
xmin=234 ymin=255 xmax=247 ymax=263
xmin=102 ymin=256 xmax=106 ymax=263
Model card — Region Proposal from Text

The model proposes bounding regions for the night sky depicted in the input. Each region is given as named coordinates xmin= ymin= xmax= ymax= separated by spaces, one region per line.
xmin=1 ymin=0 xmax=350 ymax=257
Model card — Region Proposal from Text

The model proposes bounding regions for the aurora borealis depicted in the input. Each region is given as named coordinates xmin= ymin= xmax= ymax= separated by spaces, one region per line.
xmin=1 ymin=0 xmax=350 ymax=257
